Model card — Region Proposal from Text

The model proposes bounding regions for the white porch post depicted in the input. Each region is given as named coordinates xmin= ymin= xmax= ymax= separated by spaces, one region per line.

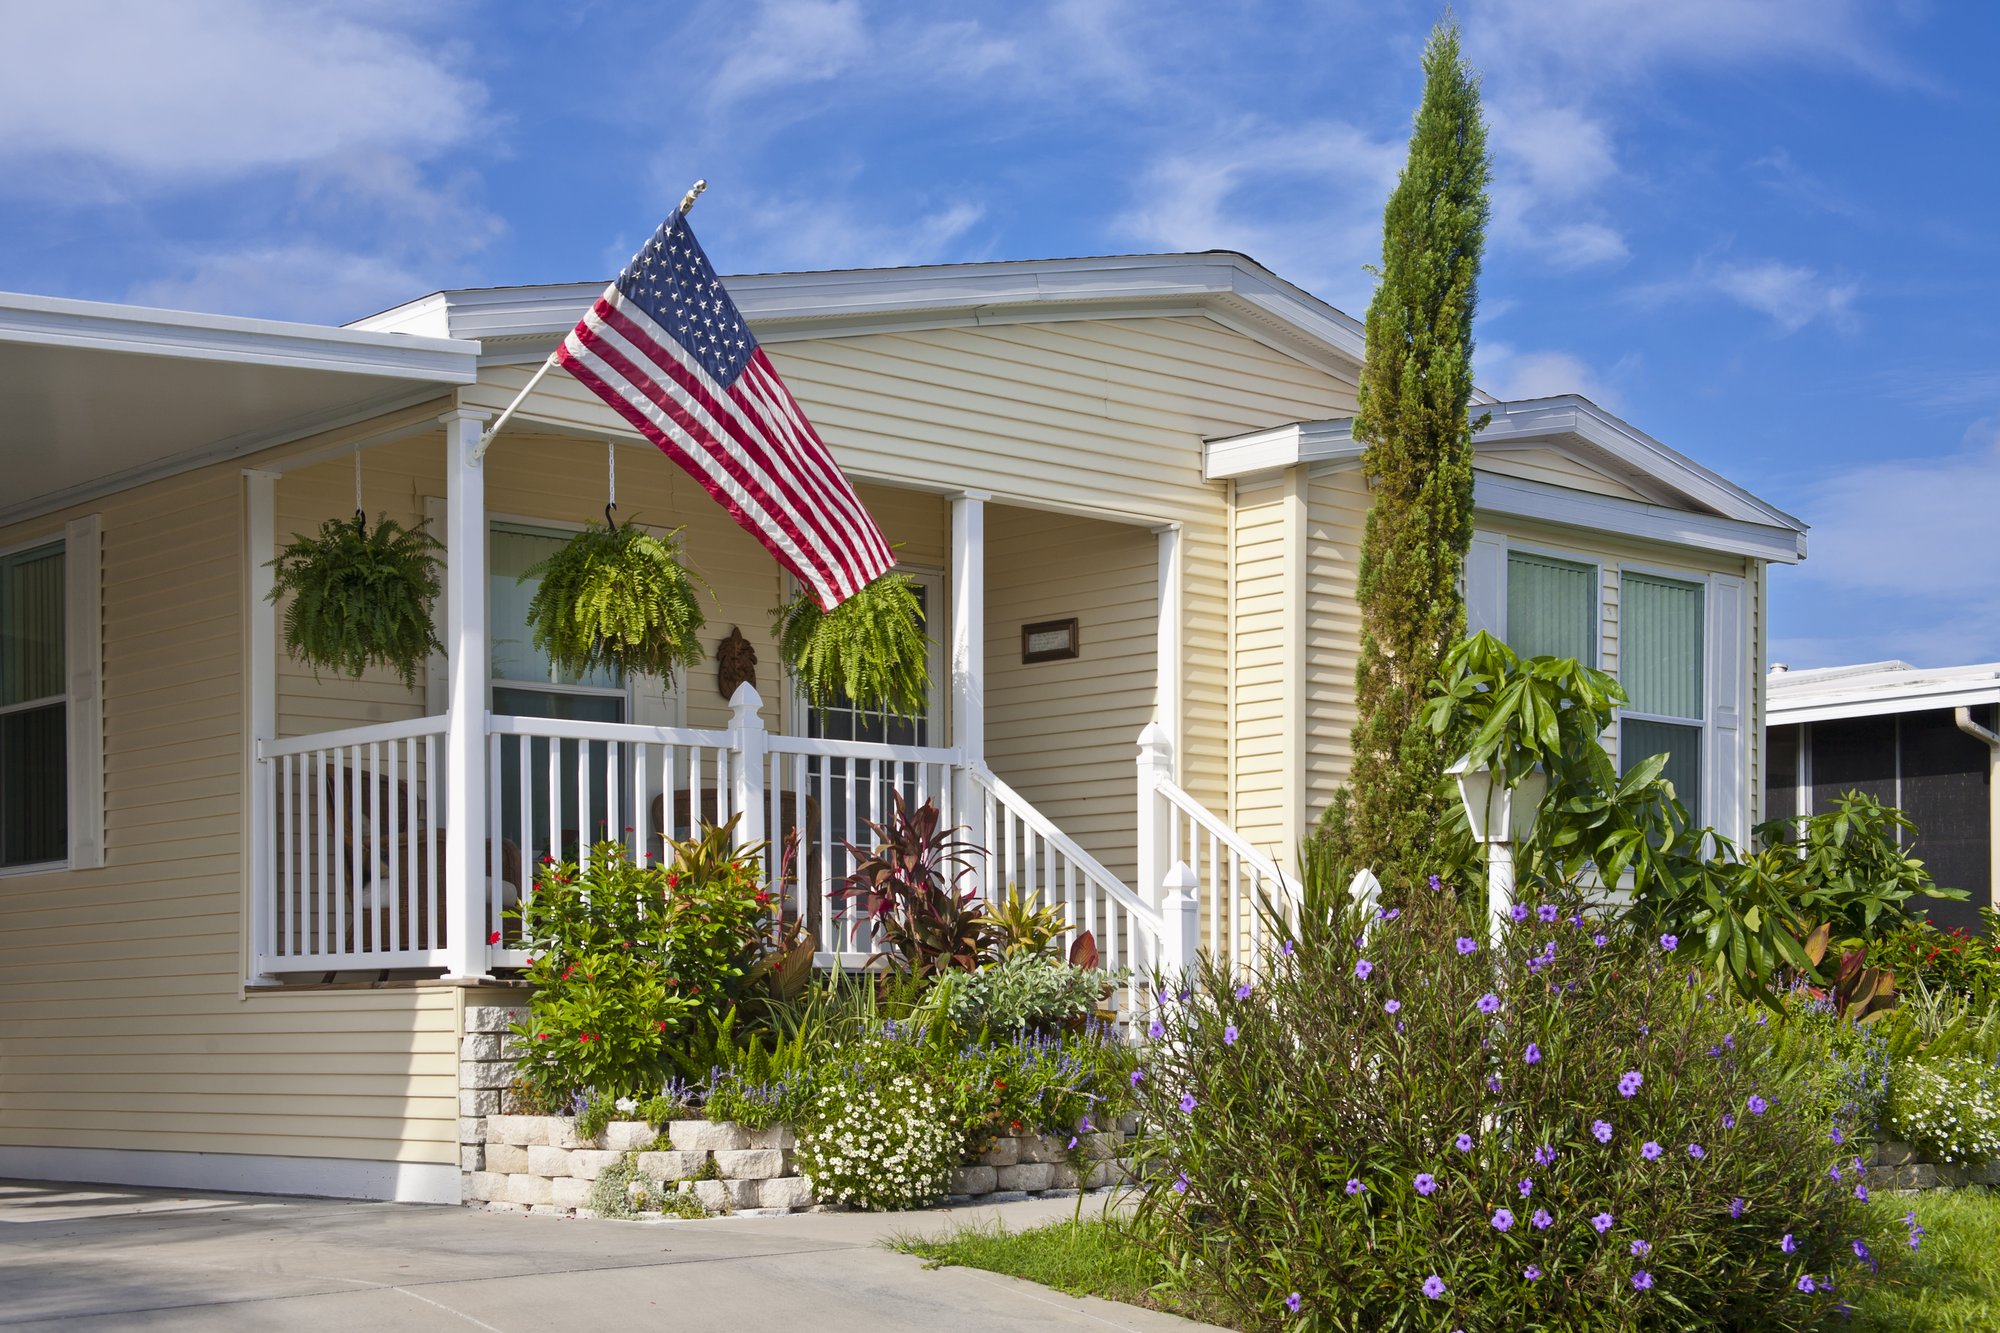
xmin=1153 ymin=523 xmax=1182 ymax=773
xmin=728 ymin=683 xmax=767 ymax=848
xmin=441 ymin=408 xmax=492 ymax=980
xmin=1136 ymin=721 xmax=1174 ymax=968
xmin=245 ymin=469 xmax=280 ymax=984
xmin=950 ymin=491 xmax=989 ymax=873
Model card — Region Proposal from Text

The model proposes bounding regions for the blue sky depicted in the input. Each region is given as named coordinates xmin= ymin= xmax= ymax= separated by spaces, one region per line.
xmin=2 ymin=1 xmax=1995 ymax=669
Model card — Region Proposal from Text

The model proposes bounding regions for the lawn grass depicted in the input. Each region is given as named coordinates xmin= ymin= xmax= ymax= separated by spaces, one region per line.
xmin=1850 ymin=1189 xmax=2000 ymax=1332
xmin=893 ymin=1190 xmax=2000 ymax=1331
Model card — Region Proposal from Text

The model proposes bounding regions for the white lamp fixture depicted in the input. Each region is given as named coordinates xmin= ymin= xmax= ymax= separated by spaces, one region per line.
xmin=1447 ymin=756 xmax=1548 ymax=945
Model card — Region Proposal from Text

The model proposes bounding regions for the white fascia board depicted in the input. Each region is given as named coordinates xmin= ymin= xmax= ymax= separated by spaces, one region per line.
xmin=0 ymin=291 xmax=479 ymax=382
xmin=1205 ymin=419 xmax=1361 ymax=480
xmin=1474 ymin=473 xmax=1807 ymax=564
xmin=1769 ymin=675 xmax=2000 ymax=725
xmin=358 ymin=253 xmax=1370 ymax=371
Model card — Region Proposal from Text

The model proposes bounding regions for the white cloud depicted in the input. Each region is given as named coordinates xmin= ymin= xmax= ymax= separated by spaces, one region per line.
xmin=128 ymin=245 xmax=431 ymax=324
xmin=1476 ymin=343 xmax=1626 ymax=412
xmin=706 ymin=193 xmax=987 ymax=272
xmin=1631 ymin=254 xmax=1860 ymax=334
xmin=711 ymin=0 xmax=872 ymax=104
xmin=1115 ymin=120 xmax=1404 ymax=313
xmin=0 ymin=1 xmax=482 ymax=184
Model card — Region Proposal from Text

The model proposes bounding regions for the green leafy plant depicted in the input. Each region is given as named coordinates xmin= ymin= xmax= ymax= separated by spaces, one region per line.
xmin=932 ymin=952 xmax=1111 ymax=1035
xmin=1128 ymin=878 xmax=1895 ymax=1331
xmin=523 ymin=519 xmax=706 ymax=681
xmin=773 ymin=571 xmax=929 ymax=718
xmin=1869 ymin=913 xmax=2000 ymax=1000
xmin=1760 ymin=792 xmax=1968 ymax=947
xmin=841 ymin=794 xmax=997 ymax=976
xmin=266 ymin=513 xmax=442 ymax=687
xmin=989 ymin=887 xmax=1071 ymax=959
xmin=506 ymin=825 xmax=770 ymax=1104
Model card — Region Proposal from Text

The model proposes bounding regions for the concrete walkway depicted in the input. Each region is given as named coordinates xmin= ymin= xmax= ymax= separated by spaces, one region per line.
xmin=0 ymin=1179 xmax=1222 ymax=1331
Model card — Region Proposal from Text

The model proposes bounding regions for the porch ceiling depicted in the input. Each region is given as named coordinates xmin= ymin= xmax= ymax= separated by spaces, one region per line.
xmin=0 ymin=291 xmax=479 ymax=528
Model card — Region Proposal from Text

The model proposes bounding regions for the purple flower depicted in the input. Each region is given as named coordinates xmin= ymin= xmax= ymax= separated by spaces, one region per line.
xmin=1855 ymin=1184 xmax=1869 ymax=1202
xmin=1457 ymin=937 xmax=1479 ymax=955
xmin=1538 ymin=904 xmax=1559 ymax=923
xmin=1730 ymin=1197 xmax=1745 ymax=1219
xmin=1592 ymin=1119 xmax=1613 ymax=1144
xmin=1688 ymin=1143 xmax=1706 ymax=1160
xmin=1456 ymin=1133 xmax=1474 ymax=1152
xmin=1282 ymin=940 xmax=1294 ymax=957
xmin=1224 ymin=1024 xmax=1239 ymax=1045
xmin=1853 ymin=1240 xmax=1871 ymax=1261
xmin=1511 ymin=903 xmax=1530 ymax=924
xmin=1632 ymin=1270 xmax=1653 ymax=1291
xmin=1630 ymin=1239 xmax=1651 ymax=1258
xmin=1486 ymin=1074 xmax=1502 ymax=1094
xmin=1829 ymin=1164 xmax=1842 ymax=1182
xmin=1723 ymin=1033 xmax=1735 ymax=1049
xmin=1797 ymin=1275 xmax=1816 ymax=1294
xmin=1721 ymin=1113 xmax=1736 ymax=1130
xmin=1747 ymin=1095 xmax=1768 ymax=1116
xmin=1345 ymin=1177 xmax=1364 ymax=1196
xmin=1830 ymin=1127 xmax=1845 ymax=1146
xmin=1148 ymin=1019 xmax=1164 ymax=1039
xmin=1640 ymin=1140 xmax=1663 ymax=1161
xmin=1780 ymin=1233 xmax=1797 ymax=1254
xmin=1179 ymin=1092 xmax=1198 ymax=1114
xmin=1492 ymin=1208 xmax=1515 ymax=1231
xmin=1477 ymin=992 xmax=1501 ymax=1015
xmin=1172 ymin=1172 xmax=1189 ymax=1195
xmin=1422 ymin=1275 xmax=1445 ymax=1300
xmin=1355 ymin=959 xmax=1374 ymax=980
xmin=1534 ymin=1143 xmax=1555 ymax=1165
xmin=1591 ymin=1212 xmax=1614 ymax=1233
xmin=1414 ymin=1172 xmax=1436 ymax=1195
xmin=1531 ymin=1208 xmax=1553 ymax=1230
xmin=1519 ymin=1177 xmax=1534 ymax=1198
xmin=1383 ymin=907 xmax=1401 ymax=920
xmin=1660 ymin=933 xmax=1678 ymax=951
xmin=1618 ymin=1070 xmax=1643 ymax=1098
xmin=1235 ymin=983 xmax=1252 ymax=1000
xmin=1524 ymin=1264 xmax=1543 ymax=1280
xmin=1384 ymin=999 xmax=1402 ymax=1014
xmin=1593 ymin=933 xmax=1609 ymax=947
xmin=1285 ymin=1292 xmax=1302 ymax=1313
xmin=1130 ymin=1069 xmax=1144 ymax=1086
xmin=1428 ymin=874 xmax=1443 ymax=891
xmin=1524 ymin=1043 xmax=1543 ymax=1065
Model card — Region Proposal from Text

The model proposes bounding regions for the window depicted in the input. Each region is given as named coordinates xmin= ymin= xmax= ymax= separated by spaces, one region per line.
xmin=1 ymin=542 xmax=66 ymax=869
xmin=1505 ymin=551 xmax=1596 ymax=665
xmin=1620 ymin=571 xmax=1705 ymax=819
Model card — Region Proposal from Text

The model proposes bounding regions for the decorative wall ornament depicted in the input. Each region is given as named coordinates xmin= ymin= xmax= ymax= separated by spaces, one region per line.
xmin=1021 ymin=618 xmax=1080 ymax=664
xmin=718 ymin=626 xmax=758 ymax=700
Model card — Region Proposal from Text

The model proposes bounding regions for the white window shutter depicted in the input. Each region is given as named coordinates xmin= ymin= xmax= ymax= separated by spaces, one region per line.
xmin=1706 ymin=572 xmax=1748 ymax=846
xmin=64 ymin=514 xmax=104 ymax=869
xmin=424 ymin=495 xmax=447 ymax=715
xmin=1465 ymin=530 xmax=1506 ymax=639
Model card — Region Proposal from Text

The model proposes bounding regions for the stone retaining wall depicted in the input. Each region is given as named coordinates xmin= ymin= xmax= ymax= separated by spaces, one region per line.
xmin=459 ymin=1006 xmax=1137 ymax=1220
xmin=1867 ymin=1139 xmax=2000 ymax=1191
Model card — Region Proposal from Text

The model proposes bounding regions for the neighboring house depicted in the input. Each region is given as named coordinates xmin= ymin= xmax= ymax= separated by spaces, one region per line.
xmin=0 ymin=251 xmax=1807 ymax=1203
xmin=1767 ymin=661 xmax=2000 ymax=931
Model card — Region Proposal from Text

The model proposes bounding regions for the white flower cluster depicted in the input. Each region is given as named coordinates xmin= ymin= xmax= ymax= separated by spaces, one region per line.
xmin=795 ymin=1072 xmax=959 ymax=1211
xmin=1888 ymin=1057 xmax=2000 ymax=1164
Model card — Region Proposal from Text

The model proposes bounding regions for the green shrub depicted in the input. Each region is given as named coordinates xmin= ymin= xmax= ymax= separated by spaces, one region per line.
xmin=1771 ymin=992 xmax=1893 ymax=1135
xmin=932 ymin=953 xmax=1108 ymax=1036
xmin=1127 ymin=882 xmax=1893 ymax=1331
xmin=1886 ymin=1056 xmax=2000 ymax=1165
xmin=267 ymin=514 xmax=442 ymax=687
xmin=1869 ymin=913 xmax=2000 ymax=1000
xmin=523 ymin=519 xmax=706 ymax=682
xmin=507 ymin=828 xmax=769 ymax=1104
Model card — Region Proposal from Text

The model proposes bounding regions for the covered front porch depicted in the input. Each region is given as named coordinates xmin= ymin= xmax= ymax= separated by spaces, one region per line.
xmin=244 ymin=407 xmax=1265 ymax=984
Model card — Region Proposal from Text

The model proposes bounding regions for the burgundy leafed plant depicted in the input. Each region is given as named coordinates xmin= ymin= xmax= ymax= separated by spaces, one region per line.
xmin=840 ymin=794 xmax=994 ymax=976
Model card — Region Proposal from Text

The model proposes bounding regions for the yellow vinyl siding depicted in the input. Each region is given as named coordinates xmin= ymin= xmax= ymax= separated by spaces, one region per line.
xmin=984 ymin=507 xmax=1157 ymax=886
xmin=1302 ymin=465 xmax=1371 ymax=821
xmin=0 ymin=466 xmax=458 ymax=1169
xmin=1231 ymin=478 xmax=1293 ymax=852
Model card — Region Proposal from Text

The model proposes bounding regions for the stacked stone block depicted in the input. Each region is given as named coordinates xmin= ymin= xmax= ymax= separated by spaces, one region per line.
xmin=1867 ymin=1139 xmax=2000 ymax=1191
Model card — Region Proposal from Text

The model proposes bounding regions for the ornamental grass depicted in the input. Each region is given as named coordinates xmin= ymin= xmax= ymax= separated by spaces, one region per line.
xmin=1126 ymin=879 xmax=1901 ymax=1332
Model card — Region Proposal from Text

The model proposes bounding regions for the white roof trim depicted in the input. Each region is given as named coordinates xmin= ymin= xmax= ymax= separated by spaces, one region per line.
xmin=1205 ymin=394 xmax=1807 ymax=543
xmin=1474 ymin=474 xmax=1806 ymax=564
xmin=351 ymin=252 xmax=1370 ymax=382
xmin=1768 ymin=662 xmax=2000 ymax=725
xmin=0 ymin=290 xmax=478 ymax=380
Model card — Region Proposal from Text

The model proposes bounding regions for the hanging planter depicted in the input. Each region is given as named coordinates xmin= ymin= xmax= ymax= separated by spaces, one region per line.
xmin=267 ymin=513 xmax=444 ymax=688
xmin=523 ymin=517 xmax=707 ymax=681
xmin=774 ymin=570 xmax=929 ymax=719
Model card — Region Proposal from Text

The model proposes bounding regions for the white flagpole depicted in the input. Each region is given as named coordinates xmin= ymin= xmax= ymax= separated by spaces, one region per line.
xmin=474 ymin=180 xmax=708 ymax=462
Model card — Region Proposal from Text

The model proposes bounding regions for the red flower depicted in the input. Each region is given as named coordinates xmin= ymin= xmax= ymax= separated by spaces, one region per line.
xmin=487 ymin=930 xmax=501 ymax=945
xmin=656 ymin=1020 xmax=667 ymax=1033
xmin=667 ymin=873 xmax=680 ymax=889
xmin=579 ymin=1033 xmax=595 ymax=1043
xmin=561 ymin=964 xmax=577 ymax=981
xmin=537 ymin=1032 xmax=550 ymax=1041
xmin=994 ymin=1079 xmax=1006 ymax=1090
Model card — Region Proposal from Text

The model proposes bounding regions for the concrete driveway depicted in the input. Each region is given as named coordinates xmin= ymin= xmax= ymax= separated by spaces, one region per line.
xmin=0 ymin=1179 xmax=1220 ymax=1331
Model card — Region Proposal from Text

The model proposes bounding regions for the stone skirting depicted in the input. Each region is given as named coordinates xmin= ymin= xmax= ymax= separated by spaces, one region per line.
xmin=458 ymin=1006 xmax=1137 ymax=1219
xmin=1867 ymin=1139 xmax=2000 ymax=1191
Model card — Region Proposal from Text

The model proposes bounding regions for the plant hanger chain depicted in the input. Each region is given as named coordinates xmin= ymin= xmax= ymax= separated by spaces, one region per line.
xmin=353 ymin=447 xmax=366 ymax=536
xmin=605 ymin=439 xmax=618 ymax=531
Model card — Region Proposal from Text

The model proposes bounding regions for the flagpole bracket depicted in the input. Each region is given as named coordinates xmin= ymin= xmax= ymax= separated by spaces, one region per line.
xmin=678 ymin=179 xmax=708 ymax=215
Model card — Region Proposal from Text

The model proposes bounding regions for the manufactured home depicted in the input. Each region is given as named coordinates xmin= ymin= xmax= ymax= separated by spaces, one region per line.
xmin=0 ymin=251 xmax=1807 ymax=1201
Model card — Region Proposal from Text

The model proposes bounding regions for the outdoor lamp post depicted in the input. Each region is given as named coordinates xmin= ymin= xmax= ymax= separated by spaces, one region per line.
xmin=1447 ymin=756 xmax=1548 ymax=946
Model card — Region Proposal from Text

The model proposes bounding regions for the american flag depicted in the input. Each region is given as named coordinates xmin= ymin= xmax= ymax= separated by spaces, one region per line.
xmin=554 ymin=209 xmax=894 ymax=609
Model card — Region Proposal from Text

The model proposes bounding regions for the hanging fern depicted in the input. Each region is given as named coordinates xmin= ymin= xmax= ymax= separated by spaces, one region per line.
xmin=774 ymin=571 xmax=930 ymax=719
xmin=524 ymin=520 xmax=707 ymax=681
xmin=268 ymin=515 xmax=443 ymax=688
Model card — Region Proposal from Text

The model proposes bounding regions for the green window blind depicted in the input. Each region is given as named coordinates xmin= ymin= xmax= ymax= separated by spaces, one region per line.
xmin=1621 ymin=573 xmax=1704 ymax=720
xmin=1506 ymin=552 xmax=1596 ymax=665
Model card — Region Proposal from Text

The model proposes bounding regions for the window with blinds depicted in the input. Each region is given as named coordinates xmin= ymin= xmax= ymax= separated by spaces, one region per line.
xmin=1620 ymin=571 xmax=1705 ymax=818
xmin=1 ymin=542 xmax=66 ymax=869
xmin=1505 ymin=551 xmax=1596 ymax=665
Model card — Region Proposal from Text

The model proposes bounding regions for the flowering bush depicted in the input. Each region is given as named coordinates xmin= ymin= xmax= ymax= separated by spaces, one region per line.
xmin=795 ymin=1058 xmax=960 ymax=1210
xmin=507 ymin=825 xmax=771 ymax=1104
xmin=1127 ymin=882 xmax=1895 ymax=1331
xmin=1886 ymin=1056 xmax=2000 ymax=1165
xmin=1868 ymin=913 xmax=2000 ymax=1000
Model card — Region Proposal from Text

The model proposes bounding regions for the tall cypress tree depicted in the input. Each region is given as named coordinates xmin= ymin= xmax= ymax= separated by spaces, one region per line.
xmin=1345 ymin=23 xmax=1491 ymax=889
